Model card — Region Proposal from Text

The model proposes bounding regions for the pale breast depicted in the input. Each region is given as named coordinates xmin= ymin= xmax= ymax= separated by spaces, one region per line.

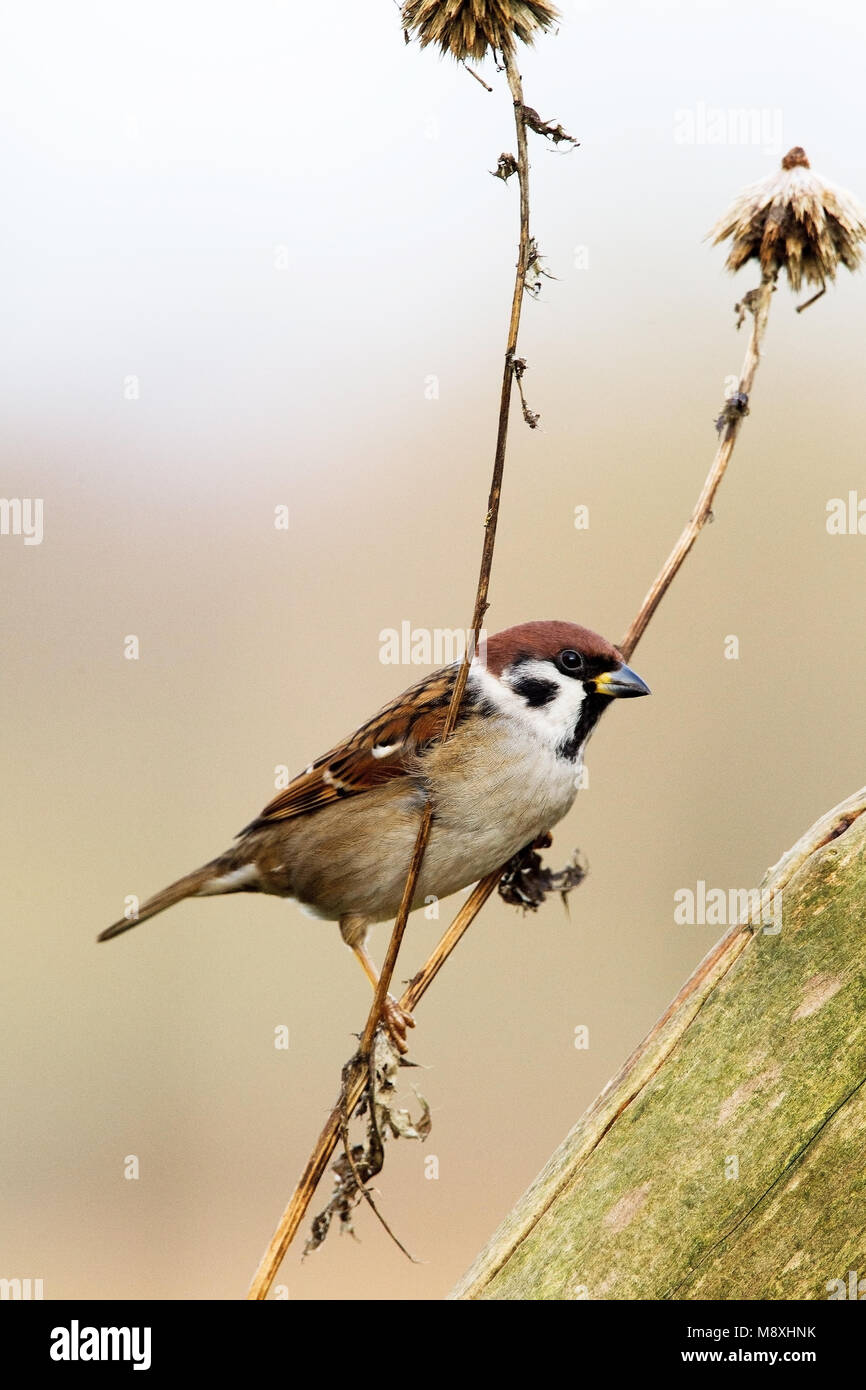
xmin=414 ymin=715 xmax=580 ymax=903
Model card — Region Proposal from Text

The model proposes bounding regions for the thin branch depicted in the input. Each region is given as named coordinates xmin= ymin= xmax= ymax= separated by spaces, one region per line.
xmin=461 ymin=59 xmax=493 ymax=92
xmin=618 ymin=271 xmax=776 ymax=662
xmin=358 ymin=46 xmax=532 ymax=1059
xmin=795 ymin=283 xmax=826 ymax=313
xmin=246 ymin=872 xmax=500 ymax=1299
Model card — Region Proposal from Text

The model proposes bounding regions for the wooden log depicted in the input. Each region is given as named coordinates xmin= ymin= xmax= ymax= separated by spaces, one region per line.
xmin=452 ymin=787 xmax=866 ymax=1300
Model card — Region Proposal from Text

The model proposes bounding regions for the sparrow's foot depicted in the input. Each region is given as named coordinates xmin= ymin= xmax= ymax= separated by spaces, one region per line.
xmin=347 ymin=937 xmax=417 ymax=1053
xmin=382 ymin=995 xmax=415 ymax=1054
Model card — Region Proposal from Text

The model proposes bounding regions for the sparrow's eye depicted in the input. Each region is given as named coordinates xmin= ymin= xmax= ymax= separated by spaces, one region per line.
xmin=558 ymin=648 xmax=584 ymax=676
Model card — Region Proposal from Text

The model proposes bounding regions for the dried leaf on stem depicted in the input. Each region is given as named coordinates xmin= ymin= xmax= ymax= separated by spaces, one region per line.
xmin=520 ymin=105 xmax=578 ymax=146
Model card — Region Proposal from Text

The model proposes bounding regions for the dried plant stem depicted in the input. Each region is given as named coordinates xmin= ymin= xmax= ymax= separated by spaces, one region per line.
xmin=248 ymin=48 xmax=532 ymax=1300
xmin=795 ymin=283 xmax=826 ymax=313
xmin=402 ymin=869 xmax=501 ymax=1009
xmin=618 ymin=272 xmax=776 ymax=662
xmin=359 ymin=48 xmax=531 ymax=1057
xmin=246 ymin=872 xmax=500 ymax=1299
xmin=461 ymin=59 xmax=494 ymax=92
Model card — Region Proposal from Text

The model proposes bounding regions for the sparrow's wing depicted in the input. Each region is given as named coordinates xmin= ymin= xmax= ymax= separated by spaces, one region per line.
xmin=245 ymin=667 xmax=459 ymax=828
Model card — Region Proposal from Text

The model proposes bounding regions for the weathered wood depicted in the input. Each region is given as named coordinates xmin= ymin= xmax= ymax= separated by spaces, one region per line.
xmin=452 ymin=788 xmax=866 ymax=1300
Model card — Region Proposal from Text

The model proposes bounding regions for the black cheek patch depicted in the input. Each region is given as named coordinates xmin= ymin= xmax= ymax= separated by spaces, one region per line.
xmin=512 ymin=675 xmax=558 ymax=708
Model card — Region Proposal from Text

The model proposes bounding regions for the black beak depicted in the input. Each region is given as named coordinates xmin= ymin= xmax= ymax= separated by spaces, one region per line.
xmin=591 ymin=664 xmax=651 ymax=699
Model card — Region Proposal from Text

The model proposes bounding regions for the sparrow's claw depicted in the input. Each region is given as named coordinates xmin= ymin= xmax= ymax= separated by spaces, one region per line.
xmin=382 ymin=995 xmax=415 ymax=1054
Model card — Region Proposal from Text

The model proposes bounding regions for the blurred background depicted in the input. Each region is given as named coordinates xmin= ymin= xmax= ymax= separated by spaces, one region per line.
xmin=2 ymin=0 xmax=864 ymax=1301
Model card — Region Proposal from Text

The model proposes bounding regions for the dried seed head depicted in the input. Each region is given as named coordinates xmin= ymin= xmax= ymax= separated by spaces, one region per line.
xmin=402 ymin=0 xmax=559 ymax=62
xmin=710 ymin=147 xmax=866 ymax=292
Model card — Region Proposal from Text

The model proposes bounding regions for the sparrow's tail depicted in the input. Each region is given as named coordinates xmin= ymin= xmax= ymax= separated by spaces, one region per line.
xmin=97 ymin=857 xmax=259 ymax=943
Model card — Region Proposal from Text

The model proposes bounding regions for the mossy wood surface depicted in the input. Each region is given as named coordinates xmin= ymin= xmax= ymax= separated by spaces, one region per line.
xmin=453 ymin=790 xmax=866 ymax=1300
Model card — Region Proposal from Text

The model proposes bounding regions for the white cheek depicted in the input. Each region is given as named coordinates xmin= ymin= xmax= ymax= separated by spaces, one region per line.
xmin=472 ymin=661 xmax=585 ymax=750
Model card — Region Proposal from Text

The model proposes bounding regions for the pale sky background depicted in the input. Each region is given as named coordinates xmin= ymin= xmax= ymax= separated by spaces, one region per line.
xmin=2 ymin=0 xmax=865 ymax=1301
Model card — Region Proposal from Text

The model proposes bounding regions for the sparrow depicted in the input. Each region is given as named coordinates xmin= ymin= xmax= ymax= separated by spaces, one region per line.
xmin=98 ymin=620 xmax=649 ymax=1047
